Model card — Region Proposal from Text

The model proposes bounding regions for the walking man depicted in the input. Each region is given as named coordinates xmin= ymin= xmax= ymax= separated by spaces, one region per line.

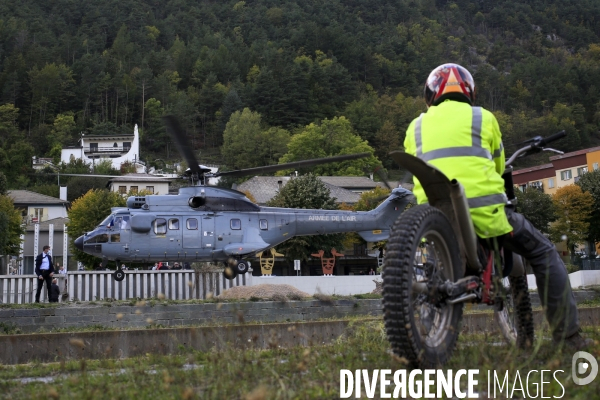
xmin=35 ymin=245 xmax=54 ymax=303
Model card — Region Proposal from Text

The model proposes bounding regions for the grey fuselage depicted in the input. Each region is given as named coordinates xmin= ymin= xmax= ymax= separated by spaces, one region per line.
xmin=75 ymin=186 xmax=413 ymax=263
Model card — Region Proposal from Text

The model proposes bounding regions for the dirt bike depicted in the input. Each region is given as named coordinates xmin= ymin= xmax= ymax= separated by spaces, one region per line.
xmin=382 ymin=130 xmax=566 ymax=368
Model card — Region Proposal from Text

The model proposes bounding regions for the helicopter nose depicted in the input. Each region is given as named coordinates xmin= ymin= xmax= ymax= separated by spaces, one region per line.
xmin=74 ymin=235 xmax=84 ymax=251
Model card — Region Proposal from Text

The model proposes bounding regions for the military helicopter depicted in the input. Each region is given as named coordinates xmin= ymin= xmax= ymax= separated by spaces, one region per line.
xmin=73 ymin=116 xmax=414 ymax=280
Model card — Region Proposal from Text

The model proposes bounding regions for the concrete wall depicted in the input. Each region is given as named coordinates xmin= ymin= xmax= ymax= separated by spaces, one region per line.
xmin=0 ymin=299 xmax=383 ymax=334
xmin=526 ymin=270 xmax=600 ymax=290
xmin=247 ymin=275 xmax=381 ymax=295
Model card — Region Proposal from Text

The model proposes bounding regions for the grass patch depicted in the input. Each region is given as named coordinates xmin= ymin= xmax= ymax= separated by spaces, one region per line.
xmin=0 ymin=321 xmax=597 ymax=399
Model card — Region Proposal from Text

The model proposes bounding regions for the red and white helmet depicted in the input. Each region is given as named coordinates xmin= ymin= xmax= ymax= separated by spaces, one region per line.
xmin=424 ymin=63 xmax=475 ymax=106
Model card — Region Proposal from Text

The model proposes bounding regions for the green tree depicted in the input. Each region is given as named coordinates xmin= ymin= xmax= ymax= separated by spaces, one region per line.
xmin=514 ymin=188 xmax=555 ymax=234
xmin=222 ymin=108 xmax=291 ymax=170
xmin=67 ymin=189 xmax=126 ymax=267
xmin=48 ymin=113 xmax=76 ymax=147
xmin=266 ymin=174 xmax=344 ymax=265
xmin=575 ymin=169 xmax=600 ymax=248
xmin=279 ymin=117 xmax=378 ymax=176
xmin=0 ymin=194 xmax=24 ymax=255
xmin=549 ymin=185 xmax=594 ymax=256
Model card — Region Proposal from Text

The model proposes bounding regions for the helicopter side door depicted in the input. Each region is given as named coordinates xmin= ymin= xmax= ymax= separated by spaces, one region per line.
xmin=183 ymin=217 xmax=200 ymax=249
xmin=201 ymin=215 xmax=216 ymax=252
xmin=105 ymin=214 xmax=131 ymax=256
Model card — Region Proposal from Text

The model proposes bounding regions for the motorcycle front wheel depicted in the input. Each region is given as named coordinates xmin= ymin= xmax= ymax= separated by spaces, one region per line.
xmin=383 ymin=204 xmax=464 ymax=368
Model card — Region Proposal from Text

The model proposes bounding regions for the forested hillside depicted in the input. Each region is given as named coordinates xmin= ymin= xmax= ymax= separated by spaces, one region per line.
xmin=2 ymin=0 xmax=600 ymax=188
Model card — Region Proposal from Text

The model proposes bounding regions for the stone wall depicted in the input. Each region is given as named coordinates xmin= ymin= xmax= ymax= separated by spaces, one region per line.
xmin=0 ymin=299 xmax=383 ymax=334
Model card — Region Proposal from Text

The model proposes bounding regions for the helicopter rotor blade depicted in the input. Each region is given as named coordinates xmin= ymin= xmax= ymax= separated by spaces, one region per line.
xmin=32 ymin=173 xmax=117 ymax=178
xmin=373 ymin=165 xmax=393 ymax=191
xmin=213 ymin=152 xmax=371 ymax=179
xmin=162 ymin=115 xmax=203 ymax=177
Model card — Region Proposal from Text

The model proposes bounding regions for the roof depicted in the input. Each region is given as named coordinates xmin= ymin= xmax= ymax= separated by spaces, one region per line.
xmin=7 ymin=190 xmax=69 ymax=206
xmin=82 ymin=133 xmax=134 ymax=139
xmin=25 ymin=217 xmax=69 ymax=232
xmin=318 ymin=176 xmax=378 ymax=190
xmin=512 ymin=163 xmax=554 ymax=175
xmin=108 ymin=174 xmax=172 ymax=183
xmin=237 ymin=176 xmax=362 ymax=204
xmin=549 ymin=146 xmax=600 ymax=161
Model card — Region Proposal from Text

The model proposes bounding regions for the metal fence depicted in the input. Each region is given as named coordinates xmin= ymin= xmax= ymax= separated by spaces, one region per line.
xmin=0 ymin=271 xmax=247 ymax=304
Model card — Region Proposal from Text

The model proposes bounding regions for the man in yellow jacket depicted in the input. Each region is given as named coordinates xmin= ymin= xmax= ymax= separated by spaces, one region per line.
xmin=404 ymin=63 xmax=586 ymax=348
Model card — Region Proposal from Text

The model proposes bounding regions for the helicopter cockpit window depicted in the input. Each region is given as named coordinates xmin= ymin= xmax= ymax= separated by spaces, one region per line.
xmin=113 ymin=217 xmax=122 ymax=229
xmin=230 ymin=219 xmax=241 ymax=230
xmin=169 ymin=219 xmax=179 ymax=230
xmin=86 ymin=233 xmax=109 ymax=243
xmin=99 ymin=214 xmax=114 ymax=228
xmin=154 ymin=218 xmax=167 ymax=234
xmin=259 ymin=219 xmax=268 ymax=230
xmin=186 ymin=218 xmax=198 ymax=230
xmin=121 ymin=216 xmax=130 ymax=230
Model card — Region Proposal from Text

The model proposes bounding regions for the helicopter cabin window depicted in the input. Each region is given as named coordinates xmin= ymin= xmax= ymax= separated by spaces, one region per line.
xmin=146 ymin=186 xmax=154 ymax=194
xmin=118 ymin=186 xmax=127 ymax=194
xmin=169 ymin=219 xmax=180 ymax=230
xmin=154 ymin=218 xmax=167 ymax=235
xmin=259 ymin=219 xmax=268 ymax=230
xmin=230 ymin=219 xmax=241 ymax=230
xmin=130 ymin=186 xmax=138 ymax=194
xmin=186 ymin=218 xmax=198 ymax=230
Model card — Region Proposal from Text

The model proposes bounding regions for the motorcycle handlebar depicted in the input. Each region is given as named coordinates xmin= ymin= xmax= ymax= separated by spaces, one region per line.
xmin=538 ymin=130 xmax=566 ymax=147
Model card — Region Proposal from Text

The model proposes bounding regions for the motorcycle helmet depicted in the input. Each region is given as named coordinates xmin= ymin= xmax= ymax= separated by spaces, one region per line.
xmin=424 ymin=63 xmax=475 ymax=106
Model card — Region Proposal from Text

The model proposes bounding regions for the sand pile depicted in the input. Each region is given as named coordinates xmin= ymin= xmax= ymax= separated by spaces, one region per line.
xmin=217 ymin=284 xmax=310 ymax=300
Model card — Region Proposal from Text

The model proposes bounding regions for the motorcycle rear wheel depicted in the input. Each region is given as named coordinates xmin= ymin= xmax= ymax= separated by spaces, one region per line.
xmin=383 ymin=204 xmax=464 ymax=368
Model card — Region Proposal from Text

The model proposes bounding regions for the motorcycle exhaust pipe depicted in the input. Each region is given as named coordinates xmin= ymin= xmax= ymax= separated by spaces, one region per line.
xmin=449 ymin=180 xmax=482 ymax=273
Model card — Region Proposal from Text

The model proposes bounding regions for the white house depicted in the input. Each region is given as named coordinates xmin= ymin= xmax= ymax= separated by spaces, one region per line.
xmin=107 ymin=174 xmax=172 ymax=195
xmin=7 ymin=190 xmax=68 ymax=224
xmin=61 ymin=124 xmax=144 ymax=172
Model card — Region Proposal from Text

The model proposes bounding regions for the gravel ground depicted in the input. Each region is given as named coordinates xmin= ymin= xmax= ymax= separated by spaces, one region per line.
xmin=217 ymin=284 xmax=310 ymax=300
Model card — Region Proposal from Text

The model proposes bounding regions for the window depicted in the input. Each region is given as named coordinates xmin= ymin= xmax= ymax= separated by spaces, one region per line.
xmin=230 ymin=219 xmax=241 ymax=230
xmin=186 ymin=218 xmax=198 ymax=230
xmin=548 ymin=178 xmax=555 ymax=188
xmin=560 ymin=170 xmax=572 ymax=180
xmin=146 ymin=186 xmax=154 ymax=194
xmin=90 ymin=143 xmax=98 ymax=152
xmin=169 ymin=219 xmax=179 ymax=230
xmin=577 ymin=166 xmax=588 ymax=176
xmin=259 ymin=219 xmax=268 ymax=230
xmin=121 ymin=216 xmax=130 ymax=230
xmin=130 ymin=186 xmax=138 ymax=194
xmin=518 ymin=184 xmax=526 ymax=192
xmin=529 ymin=181 xmax=543 ymax=191
xmin=32 ymin=208 xmax=44 ymax=222
xmin=154 ymin=218 xmax=167 ymax=234
xmin=594 ymin=163 xmax=599 ymax=171
xmin=123 ymin=142 xmax=131 ymax=151
xmin=113 ymin=142 xmax=118 ymax=147
xmin=118 ymin=186 xmax=127 ymax=194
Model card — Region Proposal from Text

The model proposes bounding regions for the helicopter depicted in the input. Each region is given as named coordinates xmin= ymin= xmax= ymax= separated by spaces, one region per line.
xmin=73 ymin=116 xmax=414 ymax=280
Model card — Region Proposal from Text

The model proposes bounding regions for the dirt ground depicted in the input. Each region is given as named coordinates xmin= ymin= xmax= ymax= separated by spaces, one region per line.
xmin=217 ymin=283 xmax=310 ymax=300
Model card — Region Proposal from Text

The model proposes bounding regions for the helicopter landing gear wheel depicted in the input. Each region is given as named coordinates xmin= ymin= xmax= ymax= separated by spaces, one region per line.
xmin=223 ymin=266 xmax=238 ymax=280
xmin=113 ymin=269 xmax=125 ymax=281
xmin=383 ymin=205 xmax=464 ymax=369
xmin=234 ymin=260 xmax=249 ymax=274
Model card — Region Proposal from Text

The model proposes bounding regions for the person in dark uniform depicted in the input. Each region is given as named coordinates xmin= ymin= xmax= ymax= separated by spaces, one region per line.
xmin=35 ymin=245 xmax=54 ymax=303
xmin=49 ymin=278 xmax=60 ymax=303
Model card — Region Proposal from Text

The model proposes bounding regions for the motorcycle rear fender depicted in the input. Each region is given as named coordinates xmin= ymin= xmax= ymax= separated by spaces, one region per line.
xmin=389 ymin=151 xmax=482 ymax=273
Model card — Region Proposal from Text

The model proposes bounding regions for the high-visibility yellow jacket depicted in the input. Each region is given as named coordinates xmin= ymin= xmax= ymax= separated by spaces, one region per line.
xmin=404 ymin=100 xmax=513 ymax=238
